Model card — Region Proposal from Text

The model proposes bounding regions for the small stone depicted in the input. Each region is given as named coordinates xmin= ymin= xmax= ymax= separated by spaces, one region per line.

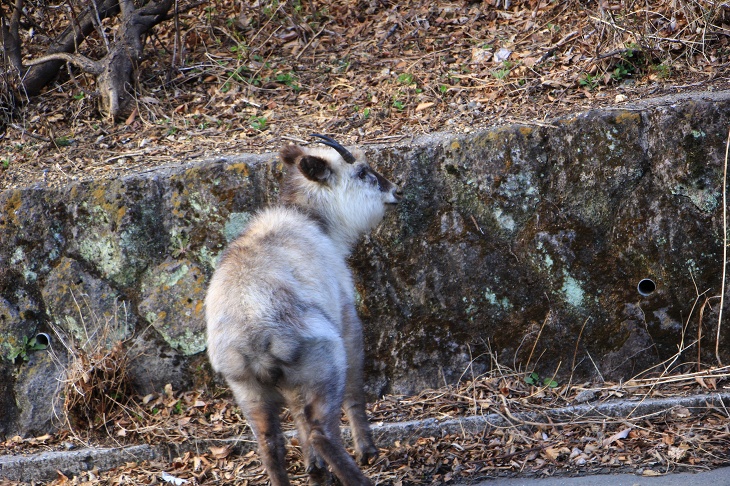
xmin=615 ymin=94 xmax=628 ymax=103
xmin=494 ymin=47 xmax=512 ymax=63
xmin=575 ymin=389 xmax=598 ymax=403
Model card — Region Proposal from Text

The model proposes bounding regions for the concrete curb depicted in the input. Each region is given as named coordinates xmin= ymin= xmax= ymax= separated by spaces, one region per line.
xmin=2 ymin=392 xmax=729 ymax=483
xmin=0 ymin=444 xmax=158 ymax=482
xmin=368 ymin=391 xmax=730 ymax=446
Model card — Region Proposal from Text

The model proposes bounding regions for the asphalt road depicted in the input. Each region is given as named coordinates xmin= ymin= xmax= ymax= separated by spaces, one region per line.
xmin=460 ymin=467 xmax=730 ymax=485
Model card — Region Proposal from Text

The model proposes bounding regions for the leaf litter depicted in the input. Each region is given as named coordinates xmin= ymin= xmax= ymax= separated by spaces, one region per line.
xmin=2 ymin=0 xmax=730 ymax=190
xmin=2 ymin=356 xmax=730 ymax=484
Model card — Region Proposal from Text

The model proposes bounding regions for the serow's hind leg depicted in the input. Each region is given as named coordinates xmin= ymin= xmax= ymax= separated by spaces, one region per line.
xmin=342 ymin=308 xmax=378 ymax=465
xmin=231 ymin=384 xmax=291 ymax=486
xmin=343 ymin=385 xmax=378 ymax=466
xmin=305 ymin=394 xmax=371 ymax=486
xmin=285 ymin=391 xmax=331 ymax=486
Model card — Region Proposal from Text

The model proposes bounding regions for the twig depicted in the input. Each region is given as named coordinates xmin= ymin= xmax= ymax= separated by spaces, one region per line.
xmin=685 ymin=269 xmax=710 ymax=371
xmin=280 ymin=135 xmax=309 ymax=145
xmin=625 ymin=365 xmax=730 ymax=388
xmin=90 ymin=0 xmax=111 ymax=51
xmin=8 ymin=123 xmax=52 ymax=142
xmin=671 ymin=74 xmax=718 ymax=90
xmin=406 ymin=47 xmax=454 ymax=72
xmin=589 ymin=15 xmax=704 ymax=47
xmin=718 ymin=127 xmax=730 ymax=366
xmin=470 ymin=215 xmax=484 ymax=235
xmin=172 ymin=0 xmax=180 ymax=68
xmin=525 ymin=311 xmax=550 ymax=371
xmin=295 ymin=25 xmax=326 ymax=61
xmin=536 ymin=28 xmax=579 ymax=64
xmin=568 ymin=317 xmax=590 ymax=390
xmin=699 ymin=296 xmax=712 ymax=369
xmin=103 ymin=152 xmax=147 ymax=165
xmin=361 ymin=135 xmax=408 ymax=144
xmin=595 ymin=47 xmax=637 ymax=60
xmin=25 ymin=52 xmax=103 ymax=75
xmin=479 ymin=445 xmax=547 ymax=464
xmin=585 ymin=349 xmax=604 ymax=383
xmin=377 ymin=23 xmax=399 ymax=48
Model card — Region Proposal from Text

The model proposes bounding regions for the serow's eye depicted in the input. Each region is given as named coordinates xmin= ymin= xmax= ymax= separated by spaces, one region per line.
xmin=358 ymin=168 xmax=369 ymax=180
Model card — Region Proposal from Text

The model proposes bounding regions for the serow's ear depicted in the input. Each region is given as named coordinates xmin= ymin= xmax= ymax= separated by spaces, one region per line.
xmin=280 ymin=144 xmax=304 ymax=165
xmin=299 ymin=155 xmax=331 ymax=182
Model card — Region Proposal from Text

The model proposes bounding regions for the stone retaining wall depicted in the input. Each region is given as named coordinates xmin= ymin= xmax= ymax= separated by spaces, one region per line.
xmin=2 ymin=90 xmax=730 ymax=437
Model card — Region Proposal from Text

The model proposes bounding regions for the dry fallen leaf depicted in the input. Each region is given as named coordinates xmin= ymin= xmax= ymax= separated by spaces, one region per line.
xmin=125 ymin=108 xmax=138 ymax=126
xmin=672 ymin=407 xmax=691 ymax=418
xmin=667 ymin=446 xmax=687 ymax=461
xmin=209 ymin=445 xmax=232 ymax=460
xmin=543 ymin=447 xmax=560 ymax=460
xmin=602 ymin=427 xmax=631 ymax=448
xmin=4 ymin=4 xmax=730 ymax=485
xmin=643 ymin=470 xmax=662 ymax=476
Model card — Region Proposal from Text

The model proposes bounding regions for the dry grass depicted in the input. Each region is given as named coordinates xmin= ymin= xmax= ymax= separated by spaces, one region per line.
xmin=46 ymin=292 xmax=134 ymax=438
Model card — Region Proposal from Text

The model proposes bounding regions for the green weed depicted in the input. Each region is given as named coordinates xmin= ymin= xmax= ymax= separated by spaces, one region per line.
xmin=275 ymin=72 xmax=300 ymax=91
xmin=611 ymin=63 xmax=632 ymax=81
xmin=493 ymin=61 xmax=513 ymax=80
xmin=579 ymin=73 xmax=600 ymax=90
xmin=650 ymin=63 xmax=671 ymax=79
xmin=249 ymin=115 xmax=267 ymax=131
xmin=525 ymin=371 xmax=558 ymax=388
xmin=230 ymin=43 xmax=248 ymax=60
xmin=397 ymin=73 xmax=415 ymax=85
xmin=6 ymin=334 xmax=48 ymax=363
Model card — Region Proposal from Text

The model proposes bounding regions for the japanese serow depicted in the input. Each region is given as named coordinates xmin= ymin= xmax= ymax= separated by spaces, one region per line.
xmin=205 ymin=135 xmax=401 ymax=486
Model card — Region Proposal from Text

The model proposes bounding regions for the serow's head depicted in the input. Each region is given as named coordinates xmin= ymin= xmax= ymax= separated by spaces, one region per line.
xmin=280 ymin=134 xmax=401 ymax=243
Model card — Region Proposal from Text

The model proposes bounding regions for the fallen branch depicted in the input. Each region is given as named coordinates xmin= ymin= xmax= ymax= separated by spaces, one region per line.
xmin=25 ymin=52 xmax=103 ymax=75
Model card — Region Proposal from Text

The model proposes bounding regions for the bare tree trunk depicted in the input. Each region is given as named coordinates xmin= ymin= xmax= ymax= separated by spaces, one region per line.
xmin=20 ymin=0 xmax=121 ymax=98
xmin=19 ymin=0 xmax=175 ymax=119
xmin=95 ymin=0 xmax=174 ymax=118
xmin=0 ymin=0 xmax=24 ymax=74
xmin=3 ymin=0 xmax=179 ymax=120
xmin=1 ymin=0 xmax=24 ymax=116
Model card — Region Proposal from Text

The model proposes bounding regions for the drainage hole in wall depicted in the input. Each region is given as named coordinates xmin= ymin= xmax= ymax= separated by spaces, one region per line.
xmin=35 ymin=333 xmax=51 ymax=346
xmin=637 ymin=279 xmax=656 ymax=296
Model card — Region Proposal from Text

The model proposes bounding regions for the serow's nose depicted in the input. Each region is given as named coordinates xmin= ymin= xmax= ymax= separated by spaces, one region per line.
xmin=392 ymin=187 xmax=403 ymax=202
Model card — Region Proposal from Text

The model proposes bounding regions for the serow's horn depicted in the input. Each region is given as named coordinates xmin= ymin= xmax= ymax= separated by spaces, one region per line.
xmin=310 ymin=134 xmax=356 ymax=164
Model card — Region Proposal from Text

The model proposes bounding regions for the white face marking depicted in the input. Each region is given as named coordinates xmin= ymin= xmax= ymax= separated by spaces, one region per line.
xmin=285 ymin=146 xmax=400 ymax=250
xmin=328 ymin=161 xmax=397 ymax=238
